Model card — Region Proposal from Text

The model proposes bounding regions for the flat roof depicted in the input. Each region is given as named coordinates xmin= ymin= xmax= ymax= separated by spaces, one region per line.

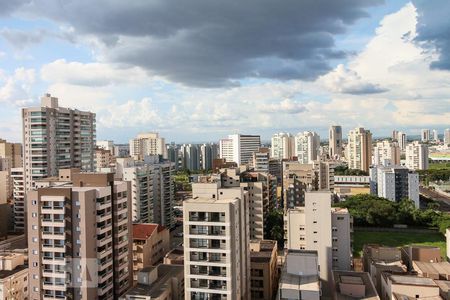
xmin=333 ymin=271 xmax=380 ymax=300
xmin=386 ymin=274 xmax=437 ymax=287
xmin=393 ymin=293 xmax=442 ymax=300
xmin=413 ymin=261 xmax=450 ymax=277
xmin=185 ymin=197 xmax=238 ymax=204
xmin=0 ymin=265 xmax=28 ymax=280
xmin=125 ymin=264 xmax=183 ymax=298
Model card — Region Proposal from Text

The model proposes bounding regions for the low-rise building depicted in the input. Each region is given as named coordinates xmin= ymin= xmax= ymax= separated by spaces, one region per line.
xmin=412 ymin=261 xmax=450 ymax=281
xmin=401 ymin=245 xmax=442 ymax=271
xmin=277 ymin=250 xmax=320 ymax=300
xmin=332 ymin=270 xmax=380 ymax=300
xmin=435 ymin=280 xmax=450 ymax=300
xmin=0 ymin=253 xmax=28 ymax=300
xmin=164 ymin=247 xmax=184 ymax=265
xmin=381 ymin=274 xmax=440 ymax=300
xmin=250 ymin=240 xmax=278 ymax=300
xmin=362 ymin=245 xmax=402 ymax=273
xmin=133 ymin=223 xmax=170 ymax=282
xmin=120 ymin=264 xmax=184 ymax=300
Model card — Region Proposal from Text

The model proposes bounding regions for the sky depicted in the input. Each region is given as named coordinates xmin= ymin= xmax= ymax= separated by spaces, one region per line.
xmin=0 ymin=0 xmax=449 ymax=143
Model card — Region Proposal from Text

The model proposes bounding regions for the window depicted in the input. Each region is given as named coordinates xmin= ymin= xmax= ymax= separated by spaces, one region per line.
xmin=32 ymin=213 xmax=37 ymax=218
xmin=32 ymin=200 xmax=37 ymax=205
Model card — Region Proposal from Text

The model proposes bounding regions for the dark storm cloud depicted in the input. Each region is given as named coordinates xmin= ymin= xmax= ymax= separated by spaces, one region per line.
xmin=9 ymin=0 xmax=382 ymax=87
xmin=413 ymin=0 xmax=450 ymax=70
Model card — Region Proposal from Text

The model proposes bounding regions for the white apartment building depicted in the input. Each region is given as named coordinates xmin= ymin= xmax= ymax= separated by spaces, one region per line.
xmin=277 ymin=250 xmax=320 ymax=300
xmin=183 ymin=188 xmax=250 ymax=300
xmin=347 ymin=127 xmax=372 ymax=172
xmin=396 ymin=131 xmax=407 ymax=152
xmin=329 ymin=125 xmax=343 ymax=158
xmin=295 ymin=131 xmax=320 ymax=164
xmin=117 ymin=156 xmax=175 ymax=228
xmin=373 ymin=140 xmax=400 ymax=166
xmin=370 ymin=165 xmax=420 ymax=207
xmin=11 ymin=167 xmax=25 ymax=232
xmin=129 ymin=132 xmax=166 ymax=160
xmin=432 ymin=129 xmax=439 ymax=142
xmin=405 ymin=141 xmax=429 ymax=170
xmin=285 ymin=192 xmax=352 ymax=293
xmin=271 ymin=132 xmax=295 ymax=159
xmin=445 ymin=129 xmax=450 ymax=146
xmin=22 ymin=93 xmax=96 ymax=191
xmin=219 ymin=134 xmax=261 ymax=166
xmin=27 ymin=170 xmax=133 ymax=300
xmin=421 ymin=129 xmax=431 ymax=142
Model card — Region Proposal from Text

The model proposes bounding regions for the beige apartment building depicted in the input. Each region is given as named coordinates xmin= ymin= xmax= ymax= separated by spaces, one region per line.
xmin=347 ymin=127 xmax=373 ymax=172
xmin=120 ymin=264 xmax=184 ymax=300
xmin=271 ymin=133 xmax=295 ymax=160
xmin=0 ymin=139 xmax=22 ymax=168
xmin=192 ymin=166 xmax=276 ymax=241
xmin=285 ymin=192 xmax=353 ymax=294
xmin=0 ymin=253 xmax=28 ymax=300
xmin=22 ymin=93 xmax=96 ymax=191
xmin=249 ymin=240 xmax=278 ymax=300
xmin=329 ymin=125 xmax=343 ymax=158
xmin=132 ymin=223 xmax=170 ymax=281
xmin=129 ymin=132 xmax=167 ymax=160
xmin=27 ymin=169 xmax=132 ymax=300
xmin=95 ymin=147 xmax=115 ymax=171
xmin=183 ymin=186 xmax=250 ymax=300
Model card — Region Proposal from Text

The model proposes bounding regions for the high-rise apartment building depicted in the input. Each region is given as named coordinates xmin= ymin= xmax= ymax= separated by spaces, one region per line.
xmin=219 ymin=134 xmax=261 ymax=166
xmin=22 ymin=93 xmax=96 ymax=191
xmin=405 ymin=141 xmax=429 ymax=170
xmin=129 ymin=132 xmax=166 ymax=160
xmin=285 ymin=192 xmax=352 ymax=294
xmin=396 ymin=131 xmax=407 ymax=151
xmin=252 ymin=147 xmax=270 ymax=172
xmin=117 ymin=156 xmax=175 ymax=228
xmin=271 ymin=133 xmax=295 ymax=160
xmin=432 ymin=129 xmax=439 ymax=142
xmin=347 ymin=127 xmax=372 ymax=172
xmin=192 ymin=167 xmax=276 ymax=241
xmin=372 ymin=140 xmax=400 ymax=166
xmin=183 ymin=188 xmax=250 ymax=299
xmin=0 ymin=139 xmax=22 ymax=168
xmin=295 ymin=131 xmax=320 ymax=164
xmin=180 ymin=144 xmax=201 ymax=171
xmin=11 ymin=167 xmax=25 ymax=232
xmin=249 ymin=240 xmax=278 ymax=300
xmin=329 ymin=125 xmax=343 ymax=158
xmin=370 ymin=165 xmax=420 ymax=207
xmin=445 ymin=129 xmax=450 ymax=146
xmin=421 ymin=129 xmax=431 ymax=143
xmin=95 ymin=147 xmax=115 ymax=171
xmin=97 ymin=140 xmax=115 ymax=154
xmin=27 ymin=169 xmax=133 ymax=299
xmin=200 ymin=143 xmax=218 ymax=171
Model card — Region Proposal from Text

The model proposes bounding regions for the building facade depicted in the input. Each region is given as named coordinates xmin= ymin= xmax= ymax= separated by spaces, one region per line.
xmin=219 ymin=134 xmax=261 ymax=166
xmin=347 ymin=127 xmax=373 ymax=172
xmin=329 ymin=125 xmax=343 ymax=158
xmin=22 ymin=93 xmax=96 ymax=191
xmin=271 ymin=133 xmax=295 ymax=160
xmin=373 ymin=140 xmax=401 ymax=166
xmin=129 ymin=132 xmax=166 ymax=160
xmin=405 ymin=141 xmax=429 ymax=170
xmin=249 ymin=240 xmax=278 ymax=300
xmin=27 ymin=170 xmax=133 ymax=299
xmin=295 ymin=131 xmax=320 ymax=164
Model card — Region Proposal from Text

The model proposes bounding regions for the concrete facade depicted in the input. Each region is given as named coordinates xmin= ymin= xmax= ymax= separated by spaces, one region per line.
xmin=329 ymin=125 xmax=343 ymax=159
xmin=249 ymin=240 xmax=278 ymax=300
xmin=405 ymin=141 xmax=429 ymax=170
xmin=129 ymin=132 xmax=166 ymax=160
xmin=347 ymin=127 xmax=373 ymax=172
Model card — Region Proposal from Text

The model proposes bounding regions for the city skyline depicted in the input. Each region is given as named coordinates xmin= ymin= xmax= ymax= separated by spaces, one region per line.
xmin=0 ymin=1 xmax=449 ymax=143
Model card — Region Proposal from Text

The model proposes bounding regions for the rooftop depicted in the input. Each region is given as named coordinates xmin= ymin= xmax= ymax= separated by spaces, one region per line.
xmin=124 ymin=264 xmax=183 ymax=298
xmin=185 ymin=197 xmax=239 ymax=204
xmin=413 ymin=261 xmax=450 ymax=277
xmin=385 ymin=274 xmax=437 ymax=287
xmin=393 ymin=293 xmax=442 ymax=300
xmin=133 ymin=223 xmax=165 ymax=241
xmin=333 ymin=271 xmax=380 ymax=300
xmin=0 ymin=265 xmax=28 ymax=280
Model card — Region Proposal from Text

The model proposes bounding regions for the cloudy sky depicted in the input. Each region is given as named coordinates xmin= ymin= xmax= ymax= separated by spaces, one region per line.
xmin=0 ymin=0 xmax=449 ymax=143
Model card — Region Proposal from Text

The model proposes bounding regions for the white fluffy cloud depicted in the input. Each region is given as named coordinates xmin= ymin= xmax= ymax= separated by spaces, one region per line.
xmin=0 ymin=67 xmax=36 ymax=106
